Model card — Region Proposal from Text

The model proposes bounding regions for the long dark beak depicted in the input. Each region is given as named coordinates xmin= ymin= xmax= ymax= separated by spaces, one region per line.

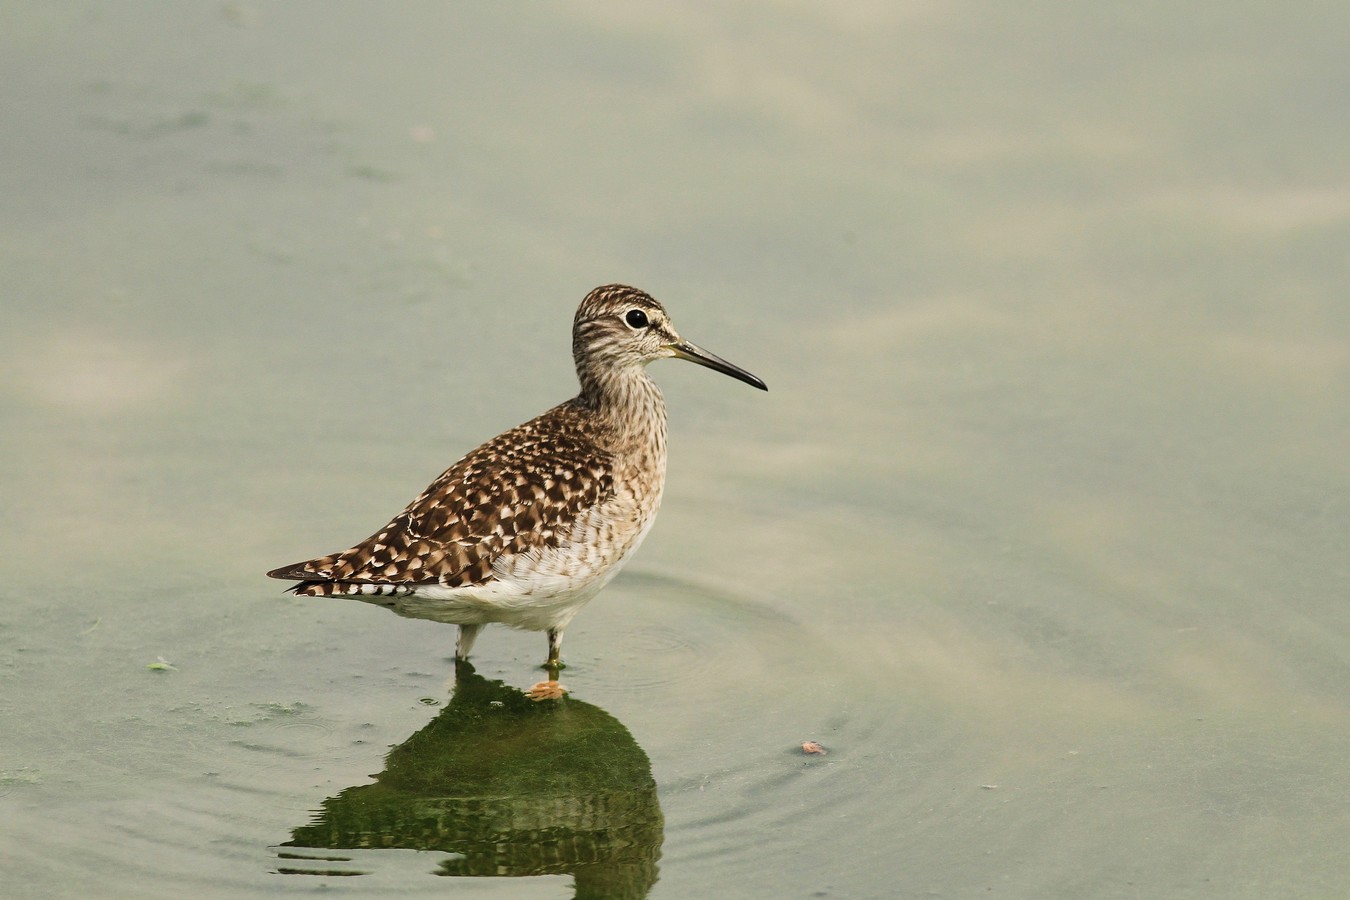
xmin=669 ymin=339 xmax=768 ymax=391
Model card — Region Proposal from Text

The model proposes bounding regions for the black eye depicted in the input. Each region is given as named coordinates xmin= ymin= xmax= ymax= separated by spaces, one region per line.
xmin=625 ymin=309 xmax=649 ymax=329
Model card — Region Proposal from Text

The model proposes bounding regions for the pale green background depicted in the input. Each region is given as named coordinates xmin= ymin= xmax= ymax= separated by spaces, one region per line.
xmin=2 ymin=3 xmax=1347 ymax=897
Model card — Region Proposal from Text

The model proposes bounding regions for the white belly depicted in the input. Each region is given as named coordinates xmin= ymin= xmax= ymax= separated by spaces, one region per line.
xmin=372 ymin=490 xmax=661 ymax=633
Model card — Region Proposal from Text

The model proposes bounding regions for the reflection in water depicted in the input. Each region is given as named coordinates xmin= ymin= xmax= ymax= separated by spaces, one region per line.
xmin=279 ymin=661 xmax=664 ymax=897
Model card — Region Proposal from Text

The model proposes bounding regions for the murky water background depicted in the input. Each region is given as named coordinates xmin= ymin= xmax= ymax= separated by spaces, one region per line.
xmin=3 ymin=3 xmax=1347 ymax=897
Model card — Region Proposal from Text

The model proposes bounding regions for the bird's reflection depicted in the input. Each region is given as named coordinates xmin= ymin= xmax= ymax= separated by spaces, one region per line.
xmin=279 ymin=661 xmax=664 ymax=898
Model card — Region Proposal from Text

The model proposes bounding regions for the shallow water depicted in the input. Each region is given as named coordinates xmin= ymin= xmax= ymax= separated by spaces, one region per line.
xmin=3 ymin=3 xmax=1348 ymax=897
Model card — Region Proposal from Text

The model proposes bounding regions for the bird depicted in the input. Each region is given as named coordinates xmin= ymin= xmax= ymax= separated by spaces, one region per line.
xmin=267 ymin=284 xmax=766 ymax=698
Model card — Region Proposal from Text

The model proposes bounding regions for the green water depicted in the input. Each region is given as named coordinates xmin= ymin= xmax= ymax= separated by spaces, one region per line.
xmin=2 ymin=3 xmax=1347 ymax=897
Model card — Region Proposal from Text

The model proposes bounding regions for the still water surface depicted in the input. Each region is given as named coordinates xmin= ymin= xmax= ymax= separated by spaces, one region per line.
xmin=2 ymin=3 xmax=1347 ymax=897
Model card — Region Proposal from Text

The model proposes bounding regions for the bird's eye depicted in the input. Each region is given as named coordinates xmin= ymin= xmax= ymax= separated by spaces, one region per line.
xmin=625 ymin=309 xmax=650 ymax=329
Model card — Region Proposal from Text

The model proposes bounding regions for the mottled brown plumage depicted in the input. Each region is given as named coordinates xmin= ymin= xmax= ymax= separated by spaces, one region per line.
xmin=267 ymin=404 xmax=618 ymax=594
xmin=267 ymin=284 xmax=766 ymax=679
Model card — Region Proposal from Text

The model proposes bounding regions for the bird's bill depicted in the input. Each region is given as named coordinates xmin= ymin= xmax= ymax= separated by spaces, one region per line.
xmin=669 ymin=339 xmax=768 ymax=391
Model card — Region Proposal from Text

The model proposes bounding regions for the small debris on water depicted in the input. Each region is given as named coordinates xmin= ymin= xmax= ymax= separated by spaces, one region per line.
xmin=146 ymin=657 xmax=177 ymax=672
xmin=801 ymin=741 xmax=827 ymax=755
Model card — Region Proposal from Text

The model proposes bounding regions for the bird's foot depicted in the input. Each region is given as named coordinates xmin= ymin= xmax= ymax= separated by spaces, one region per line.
xmin=526 ymin=679 xmax=567 ymax=702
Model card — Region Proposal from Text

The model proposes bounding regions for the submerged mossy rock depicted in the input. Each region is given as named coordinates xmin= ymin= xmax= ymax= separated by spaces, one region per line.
xmin=285 ymin=662 xmax=663 ymax=898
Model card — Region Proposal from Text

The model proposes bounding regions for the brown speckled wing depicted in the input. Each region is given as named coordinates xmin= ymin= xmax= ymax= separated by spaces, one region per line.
xmin=267 ymin=400 xmax=615 ymax=593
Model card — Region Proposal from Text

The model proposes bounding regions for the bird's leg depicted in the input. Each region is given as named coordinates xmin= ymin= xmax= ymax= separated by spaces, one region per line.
xmin=455 ymin=624 xmax=483 ymax=660
xmin=527 ymin=628 xmax=568 ymax=701
xmin=545 ymin=627 xmax=565 ymax=670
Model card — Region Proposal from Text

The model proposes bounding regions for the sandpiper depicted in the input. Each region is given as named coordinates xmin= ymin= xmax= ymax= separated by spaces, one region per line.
xmin=267 ymin=284 xmax=766 ymax=698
